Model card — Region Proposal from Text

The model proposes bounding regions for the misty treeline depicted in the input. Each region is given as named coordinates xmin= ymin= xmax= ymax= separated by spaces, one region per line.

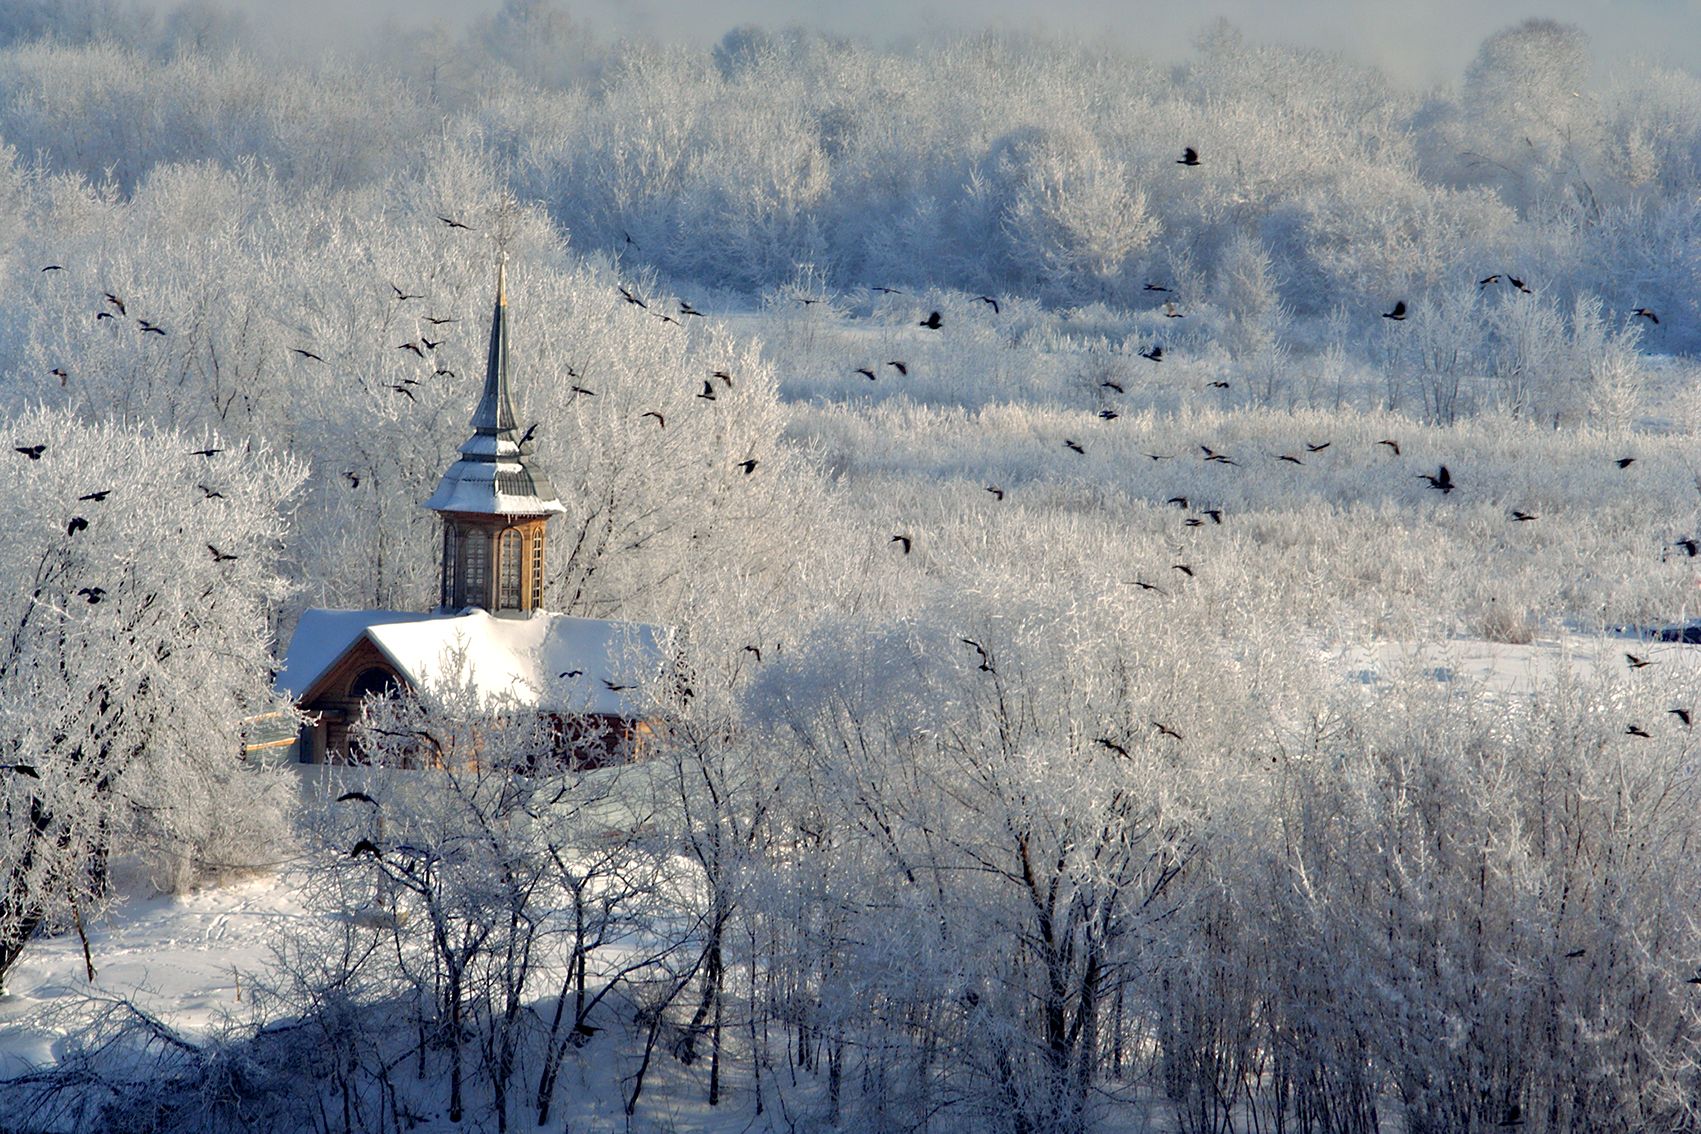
xmin=4 ymin=2 xmax=1701 ymax=1133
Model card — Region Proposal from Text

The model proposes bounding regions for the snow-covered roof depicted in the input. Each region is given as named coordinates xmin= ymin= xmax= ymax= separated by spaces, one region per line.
xmin=277 ymin=608 xmax=670 ymax=717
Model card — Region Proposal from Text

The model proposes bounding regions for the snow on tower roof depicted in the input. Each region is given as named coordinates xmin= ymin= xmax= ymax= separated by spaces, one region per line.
xmin=278 ymin=608 xmax=670 ymax=717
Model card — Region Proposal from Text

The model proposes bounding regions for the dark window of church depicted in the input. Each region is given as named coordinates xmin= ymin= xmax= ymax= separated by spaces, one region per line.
xmin=499 ymin=528 xmax=523 ymax=609
xmin=349 ymin=666 xmax=400 ymax=700
xmin=463 ymin=530 xmax=490 ymax=607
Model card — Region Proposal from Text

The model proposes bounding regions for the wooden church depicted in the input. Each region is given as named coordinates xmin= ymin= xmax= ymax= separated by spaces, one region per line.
xmin=274 ymin=264 xmax=666 ymax=767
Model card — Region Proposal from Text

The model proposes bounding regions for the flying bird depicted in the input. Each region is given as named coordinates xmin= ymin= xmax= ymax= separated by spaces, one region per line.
xmin=50 ymin=367 xmax=67 ymax=383
xmin=336 ymin=791 xmax=378 ymax=806
xmin=711 ymin=369 xmax=734 ymax=386
xmin=570 ymin=385 xmax=596 ymax=397
xmin=870 ymin=285 xmax=903 ymax=294
xmin=1177 ymin=146 xmax=1200 ymax=166
xmin=919 ymin=311 xmax=943 ymax=330
xmin=420 ymin=337 xmax=442 ymax=351
xmin=208 ymin=544 xmax=238 ymax=562
xmin=292 ymin=348 xmax=324 ymax=362
xmin=1167 ymin=497 xmax=1189 ymax=508
xmin=14 ymin=445 xmax=45 ymax=460
xmin=855 ymin=367 xmax=876 ymax=380
xmin=1306 ymin=442 xmax=1331 ymax=452
xmin=518 ymin=423 xmax=539 ymax=446
xmin=602 ymin=678 xmax=635 ymax=692
xmin=1140 ymin=345 xmax=1163 ymax=362
xmin=1152 ymin=721 xmax=1183 ymax=740
xmin=618 ymin=286 xmax=646 ymax=309
xmin=397 ymin=341 xmax=424 ymax=357
xmin=1669 ymin=708 xmax=1691 ymax=727
xmin=1064 ymin=439 xmax=1085 ymax=454
xmin=887 ymin=361 xmax=908 ymax=374
xmin=1206 ymin=381 xmax=1231 ymax=389
xmin=1417 ymin=465 xmax=1454 ymax=493
xmin=1616 ymin=457 xmax=1635 ymax=469
xmin=891 ymin=534 xmax=912 ymax=554
xmin=198 ymin=484 xmax=224 ymax=499
xmin=1172 ymin=564 xmax=1195 ymax=577
xmin=559 ymin=669 xmax=584 ymax=679
xmin=1626 ymin=653 xmax=1652 ymax=669
xmin=1511 ymin=510 xmax=1537 ymax=522
xmin=696 ymin=381 xmax=717 ymax=401
xmin=743 ymin=645 xmax=763 ymax=662
xmin=1633 ymin=307 xmax=1659 ymax=324
xmin=986 ymin=485 xmax=1004 ymax=500
xmin=679 ymin=300 xmax=703 ymax=317
xmin=425 ymin=316 xmax=457 ymax=326
xmin=391 ymin=284 xmax=421 ymax=301
xmin=1509 ymin=276 xmax=1531 ymax=294
xmin=78 ymin=490 xmax=110 ymax=502
xmin=1382 ymin=301 xmax=1407 ymax=321
xmin=137 ymin=320 xmax=166 ymax=336
xmin=1626 ymin=724 xmax=1652 ymax=738
xmin=349 ymin=839 xmax=381 ymax=859
xmin=1478 ymin=274 xmax=1501 ymax=289
xmin=961 ymin=638 xmax=994 ymax=672
xmin=1202 ymin=509 xmax=1223 ymax=524
xmin=641 ymin=411 xmax=666 ymax=427
xmin=77 ymin=587 xmax=105 ymax=604
xmin=653 ymin=312 xmax=680 ymax=326
xmin=1128 ymin=580 xmax=1166 ymax=594
xmin=1094 ymin=737 xmax=1129 ymax=758
xmin=1377 ymin=439 xmax=1401 ymax=456
xmin=343 ymin=471 xmax=361 ymax=489
xmin=737 ymin=458 xmax=759 ymax=475
xmin=389 ymin=384 xmax=417 ymax=401
xmin=1100 ymin=380 xmax=1124 ymax=393
xmin=1675 ymin=538 xmax=1698 ymax=558
xmin=974 ymin=295 xmax=1001 ymax=313
xmin=1099 ymin=409 xmax=1119 ymax=420
xmin=40 ymin=265 xmax=62 ymax=273
xmin=103 ymin=292 xmax=126 ymax=315
xmin=66 ymin=516 xmax=88 ymax=535
xmin=438 ymin=214 xmax=470 ymax=230
xmin=1143 ymin=283 xmax=1170 ymax=292
xmin=1276 ymin=454 xmax=1304 ymax=465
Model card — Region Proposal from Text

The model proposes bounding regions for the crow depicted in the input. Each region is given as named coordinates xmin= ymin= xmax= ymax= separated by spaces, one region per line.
xmin=1669 ymin=708 xmax=1692 ymax=727
xmin=438 ymin=214 xmax=470 ymax=230
xmin=1100 ymin=380 xmax=1125 ymax=393
xmin=1128 ymin=580 xmax=1166 ymax=594
xmin=1177 ymin=146 xmax=1200 ymax=166
xmin=711 ymin=369 xmax=734 ymax=386
xmin=891 ymin=535 xmax=912 ymax=554
xmin=391 ymin=284 xmax=421 ymax=301
xmin=1627 ymin=724 xmax=1652 ymax=738
xmin=1144 ymin=283 xmax=1170 ymax=292
xmin=420 ymin=337 xmax=442 ymax=351
xmin=1509 ymin=276 xmax=1531 ymax=294
xmin=1206 ymin=380 xmax=1231 ymax=389
xmin=77 ymin=587 xmax=105 ymax=604
xmin=697 ymin=381 xmax=717 ymax=401
xmin=1417 ymin=465 xmax=1454 ymax=493
xmin=390 ymin=384 xmax=417 ymax=401
xmin=1099 ymin=409 xmax=1119 ymax=420
xmin=679 ymin=300 xmax=703 ymax=317
xmin=1064 ymin=439 xmax=1085 ymax=454
xmin=985 ymin=485 xmax=1005 ymax=501
xmin=1377 ymin=439 xmax=1401 ymax=456
xmin=1306 ymin=442 xmax=1331 ymax=452
xmin=343 ymin=471 xmax=361 ymax=489
xmin=737 ymin=458 xmax=759 ymax=475
xmin=198 ymin=485 xmax=224 ymax=499
xmin=1382 ymin=301 xmax=1407 ymax=321
xmin=95 ymin=312 xmax=115 ymax=321
xmin=292 ymin=348 xmax=324 ymax=362
xmin=78 ymin=490 xmax=110 ymax=502
xmin=208 ymin=544 xmax=237 ymax=562
xmin=919 ymin=311 xmax=943 ymax=330
xmin=1203 ymin=509 xmax=1223 ymax=524
xmin=336 ymin=791 xmax=378 ymax=806
xmin=1511 ymin=510 xmax=1537 ymax=522
xmin=66 ymin=516 xmax=88 ymax=536
xmin=974 ymin=295 xmax=1001 ymax=313
xmin=1616 ymin=457 xmax=1635 ymax=469
xmin=559 ymin=669 xmax=584 ymax=679
xmin=1676 ymin=538 xmax=1699 ymax=558
xmin=1152 ymin=721 xmax=1183 ymax=740
xmin=1185 ymin=518 xmax=1204 ymax=527
xmin=887 ymin=361 xmax=908 ymax=375
xmin=961 ymin=638 xmax=993 ymax=672
xmin=50 ymin=367 xmax=68 ymax=383
xmin=1478 ymin=274 xmax=1501 ymax=289
xmin=570 ymin=386 xmax=596 ymax=397
xmin=349 ymin=839 xmax=381 ymax=859
xmin=1626 ymin=653 xmax=1653 ymax=670
xmin=397 ymin=341 xmax=424 ymax=357
xmin=1167 ymin=497 xmax=1190 ymax=508
xmin=1172 ymin=564 xmax=1195 ymax=577
xmin=425 ymin=316 xmax=457 ymax=326
xmin=641 ymin=411 xmax=666 ymax=427
xmin=434 ymin=367 xmax=456 ymax=378
xmin=653 ymin=312 xmax=680 ymax=326
xmin=138 ymin=320 xmax=166 ymax=335
xmin=744 ymin=645 xmax=763 ymax=662
xmin=1633 ymin=307 xmax=1660 ymax=324
xmin=1276 ymin=454 xmax=1304 ymax=465
xmin=603 ymin=679 xmax=635 ymax=692
xmin=518 ymin=423 xmax=539 ymax=446
xmin=618 ymin=286 xmax=646 ymax=309
xmin=871 ymin=286 xmax=903 ymax=294
xmin=1140 ymin=345 xmax=1163 ymax=362
xmin=1094 ymin=737 xmax=1129 ymax=757
xmin=855 ymin=367 xmax=876 ymax=380
xmin=103 ymin=292 xmax=126 ymax=315
xmin=14 ymin=445 xmax=45 ymax=460
xmin=40 ymin=265 xmax=63 ymax=273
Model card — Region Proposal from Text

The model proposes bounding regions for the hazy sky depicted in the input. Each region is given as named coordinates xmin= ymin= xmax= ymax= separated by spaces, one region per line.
xmin=179 ymin=0 xmax=1701 ymax=84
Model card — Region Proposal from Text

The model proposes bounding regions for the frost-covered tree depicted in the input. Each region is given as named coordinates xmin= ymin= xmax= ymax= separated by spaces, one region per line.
xmin=0 ymin=407 xmax=303 ymax=992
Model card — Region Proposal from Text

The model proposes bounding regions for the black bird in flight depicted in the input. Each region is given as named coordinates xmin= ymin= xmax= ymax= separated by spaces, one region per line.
xmin=397 ymin=341 xmax=425 ymax=357
xmin=198 ymin=484 xmax=224 ymax=499
xmin=618 ymin=286 xmax=646 ymax=309
xmin=1478 ymin=274 xmax=1501 ymax=289
xmin=1382 ymin=301 xmax=1407 ymax=321
xmin=1377 ymin=439 xmax=1401 ymax=456
xmin=871 ymin=285 xmax=903 ymax=294
xmin=349 ymin=839 xmax=381 ymax=859
xmin=603 ymin=678 xmax=635 ymax=692
xmin=389 ymin=384 xmax=417 ymax=401
xmin=1094 ymin=737 xmax=1129 ymax=757
xmin=1417 ymin=465 xmax=1454 ymax=493
xmin=438 ymin=214 xmax=470 ymax=230
xmin=77 ymin=587 xmax=105 ymax=604
xmin=1128 ymin=579 xmax=1166 ymax=594
xmin=336 ymin=791 xmax=378 ymax=806
xmin=856 ymin=367 xmax=876 ymax=380
xmin=737 ymin=458 xmax=759 ymax=475
xmin=743 ymin=645 xmax=762 ymax=662
xmin=1099 ymin=409 xmax=1119 ymax=420
xmin=343 ymin=471 xmax=360 ymax=489
xmin=208 ymin=544 xmax=238 ymax=562
xmin=696 ymin=381 xmax=717 ymax=401
xmin=986 ymin=485 xmax=1004 ymax=500
xmin=66 ymin=516 xmax=88 ymax=535
xmin=961 ymin=638 xmax=993 ymax=672
xmin=711 ymin=369 xmax=734 ymax=386
xmin=1626 ymin=723 xmax=1652 ymax=738
xmin=1100 ymin=380 xmax=1124 ymax=393
xmin=1616 ymin=457 xmax=1635 ymax=469
xmin=79 ymin=490 xmax=110 ymax=501
xmin=420 ymin=337 xmax=442 ymax=351
xmin=1511 ymin=510 xmax=1537 ymax=522
xmin=518 ymin=423 xmax=539 ymax=446
xmin=1144 ymin=282 xmax=1170 ymax=292
xmin=919 ymin=311 xmax=943 ymax=330
xmin=1064 ymin=439 xmax=1085 ymax=454
xmin=1185 ymin=518 xmax=1204 ymax=527
xmin=641 ymin=411 xmax=665 ymax=427
xmin=1669 ymin=708 xmax=1691 ymax=727
xmin=1167 ymin=497 xmax=1189 ymax=508
xmin=1276 ymin=454 xmax=1304 ymax=465
xmin=1206 ymin=380 xmax=1231 ymax=389
xmin=974 ymin=295 xmax=1001 ymax=313
xmin=1626 ymin=652 xmax=1652 ymax=669
xmin=15 ymin=445 xmax=45 ymax=460
xmin=559 ymin=669 xmax=584 ymax=679
xmin=425 ymin=316 xmax=457 ymax=325
xmin=653 ymin=312 xmax=680 ymax=326
xmin=891 ymin=534 xmax=912 ymax=554
xmin=1675 ymin=538 xmax=1699 ymax=558
xmin=138 ymin=320 xmax=166 ymax=336
xmin=1140 ymin=345 xmax=1163 ymax=362
xmin=391 ymin=283 xmax=421 ymax=301
xmin=41 ymin=264 xmax=62 ymax=273
xmin=1306 ymin=442 xmax=1331 ymax=452
xmin=1509 ymin=276 xmax=1531 ymax=294
xmin=1152 ymin=721 xmax=1183 ymax=740
xmin=1172 ymin=564 xmax=1195 ymax=577
xmin=292 ymin=348 xmax=324 ymax=362
xmin=1633 ymin=307 xmax=1659 ymax=324
xmin=570 ymin=385 xmax=596 ymax=397
xmin=1203 ymin=509 xmax=1223 ymax=524
xmin=887 ymin=361 xmax=908 ymax=375
xmin=95 ymin=311 xmax=115 ymax=321
xmin=1177 ymin=146 xmax=1200 ymax=166
xmin=103 ymin=292 xmax=126 ymax=315
xmin=434 ymin=368 xmax=455 ymax=378
xmin=49 ymin=367 xmax=66 ymax=384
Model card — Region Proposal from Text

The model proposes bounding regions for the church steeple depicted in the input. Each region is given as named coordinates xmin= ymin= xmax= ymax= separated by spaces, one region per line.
xmin=425 ymin=260 xmax=564 ymax=614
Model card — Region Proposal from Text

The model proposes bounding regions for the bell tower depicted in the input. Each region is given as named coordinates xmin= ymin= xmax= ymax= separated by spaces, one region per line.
xmin=424 ymin=260 xmax=565 ymax=614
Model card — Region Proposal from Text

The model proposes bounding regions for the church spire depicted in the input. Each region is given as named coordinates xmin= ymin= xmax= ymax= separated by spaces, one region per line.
xmin=425 ymin=259 xmax=564 ymax=614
